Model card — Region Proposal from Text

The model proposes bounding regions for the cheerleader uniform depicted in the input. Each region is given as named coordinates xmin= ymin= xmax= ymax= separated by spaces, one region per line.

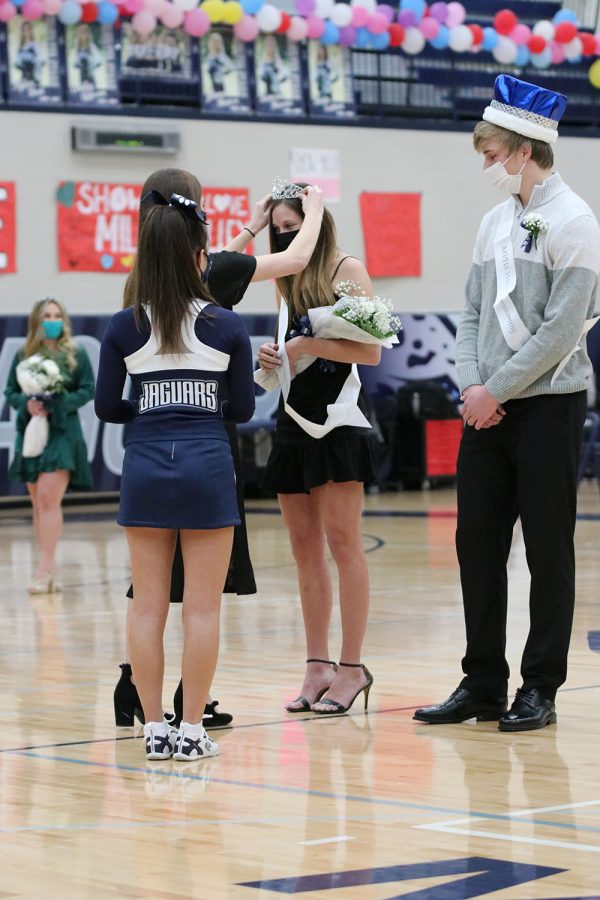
xmin=95 ymin=300 xmax=254 ymax=529
xmin=263 ymin=289 xmax=377 ymax=495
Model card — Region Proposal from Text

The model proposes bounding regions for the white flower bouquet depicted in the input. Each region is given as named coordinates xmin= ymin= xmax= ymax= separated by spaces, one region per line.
xmin=255 ymin=281 xmax=401 ymax=392
xmin=16 ymin=354 xmax=64 ymax=458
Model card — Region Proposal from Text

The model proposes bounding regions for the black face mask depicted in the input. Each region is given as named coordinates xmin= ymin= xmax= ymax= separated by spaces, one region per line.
xmin=273 ymin=230 xmax=300 ymax=252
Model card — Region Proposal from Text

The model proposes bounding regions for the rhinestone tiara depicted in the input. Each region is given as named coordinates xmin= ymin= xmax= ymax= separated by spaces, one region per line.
xmin=271 ymin=177 xmax=303 ymax=201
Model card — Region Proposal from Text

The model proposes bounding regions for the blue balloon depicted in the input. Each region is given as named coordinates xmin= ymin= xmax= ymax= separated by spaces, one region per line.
xmin=553 ymin=8 xmax=578 ymax=25
xmin=369 ymin=31 xmax=390 ymax=50
xmin=241 ymin=0 xmax=263 ymax=14
xmin=566 ymin=54 xmax=582 ymax=64
xmin=530 ymin=48 xmax=552 ymax=69
xmin=354 ymin=27 xmax=370 ymax=48
xmin=12 ymin=0 xmax=25 ymax=7
xmin=515 ymin=45 xmax=530 ymax=66
xmin=429 ymin=24 xmax=449 ymax=49
xmin=481 ymin=26 xmax=499 ymax=51
xmin=401 ymin=0 xmax=426 ymax=18
xmin=320 ymin=21 xmax=340 ymax=45
xmin=58 ymin=1 xmax=82 ymax=25
xmin=97 ymin=1 xmax=118 ymax=24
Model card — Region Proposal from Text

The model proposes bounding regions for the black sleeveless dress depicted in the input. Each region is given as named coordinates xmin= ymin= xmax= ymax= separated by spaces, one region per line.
xmin=262 ymin=284 xmax=376 ymax=495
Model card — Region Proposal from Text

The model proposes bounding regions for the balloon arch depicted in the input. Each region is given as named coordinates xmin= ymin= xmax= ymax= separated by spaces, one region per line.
xmin=1 ymin=0 xmax=600 ymax=89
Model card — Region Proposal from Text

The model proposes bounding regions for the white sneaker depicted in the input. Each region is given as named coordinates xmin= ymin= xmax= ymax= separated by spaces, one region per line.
xmin=173 ymin=722 xmax=220 ymax=761
xmin=143 ymin=720 xmax=177 ymax=760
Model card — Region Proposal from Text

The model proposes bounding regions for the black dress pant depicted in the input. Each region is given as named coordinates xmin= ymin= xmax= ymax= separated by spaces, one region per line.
xmin=455 ymin=391 xmax=587 ymax=702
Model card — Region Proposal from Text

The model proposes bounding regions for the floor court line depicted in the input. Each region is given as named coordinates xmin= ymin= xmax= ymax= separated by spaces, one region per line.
xmin=7 ymin=749 xmax=600 ymax=839
xmin=418 ymin=824 xmax=600 ymax=855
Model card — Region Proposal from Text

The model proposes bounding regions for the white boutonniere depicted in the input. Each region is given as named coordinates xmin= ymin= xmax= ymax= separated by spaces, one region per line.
xmin=520 ymin=214 xmax=549 ymax=253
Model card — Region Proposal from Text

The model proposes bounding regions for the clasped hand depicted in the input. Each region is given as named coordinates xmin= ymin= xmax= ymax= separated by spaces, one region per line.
xmin=258 ymin=337 xmax=308 ymax=377
xmin=27 ymin=397 xmax=48 ymax=417
xmin=460 ymin=385 xmax=505 ymax=430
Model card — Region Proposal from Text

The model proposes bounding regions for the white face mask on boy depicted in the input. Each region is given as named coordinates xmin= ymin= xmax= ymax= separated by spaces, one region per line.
xmin=483 ymin=155 xmax=527 ymax=194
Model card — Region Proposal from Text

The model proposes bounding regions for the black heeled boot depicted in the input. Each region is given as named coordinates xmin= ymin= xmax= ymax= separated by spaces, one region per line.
xmin=114 ymin=663 xmax=145 ymax=726
xmin=172 ymin=680 xmax=233 ymax=729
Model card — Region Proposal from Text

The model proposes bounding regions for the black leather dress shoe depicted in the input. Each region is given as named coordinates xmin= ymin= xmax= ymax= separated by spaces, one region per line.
xmin=498 ymin=687 xmax=556 ymax=732
xmin=413 ymin=687 xmax=508 ymax=724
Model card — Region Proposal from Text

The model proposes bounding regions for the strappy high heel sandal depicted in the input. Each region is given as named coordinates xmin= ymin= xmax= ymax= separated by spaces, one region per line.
xmin=285 ymin=658 xmax=338 ymax=713
xmin=311 ymin=662 xmax=373 ymax=715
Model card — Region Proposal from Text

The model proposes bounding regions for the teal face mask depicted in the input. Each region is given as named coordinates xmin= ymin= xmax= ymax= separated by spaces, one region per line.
xmin=42 ymin=320 xmax=63 ymax=340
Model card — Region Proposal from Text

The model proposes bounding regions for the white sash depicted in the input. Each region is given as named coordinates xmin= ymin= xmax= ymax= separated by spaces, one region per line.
xmin=493 ymin=198 xmax=532 ymax=352
xmin=260 ymin=301 xmax=371 ymax=440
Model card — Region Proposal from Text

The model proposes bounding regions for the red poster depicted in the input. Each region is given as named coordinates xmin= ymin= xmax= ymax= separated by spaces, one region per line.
xmin=360 ymin=192 xmax=421 ymax=278
xmin=0 ymin=182 xmax=16 ymax=275
xmin=202 ymin=187 xmax=253 ymax=253
xmin=57 ymin=181 xmax=142 ymax=273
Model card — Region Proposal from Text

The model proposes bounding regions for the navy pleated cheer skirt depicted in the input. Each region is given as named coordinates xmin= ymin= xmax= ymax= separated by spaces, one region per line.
xmin=118 ymin=435 xmax=239 ymax=529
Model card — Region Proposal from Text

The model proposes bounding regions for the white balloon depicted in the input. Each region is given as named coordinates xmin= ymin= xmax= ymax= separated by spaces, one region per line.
xmin=172 ymin=0 xmax=196 ymax=9
xmin=448 ymin=24 xmax=473 ymax=52
xmin=315 ymin=0 xmax=335 ymax=18
xmin=330 ymin=2 xmax=352 ymax=26
xmin=532 ymin=19 xmax=554 ymax=41
xmin=256 ymin=3 xmax=281 ymax=31
xmin=493 ymin=36 xmax=518 ymax=64
xmin=563 ymin=36 xmax=582 ymax=58
xmin=351 ymin=0 xmax=376 ymax=13
xmin=403 ymin=26 xmax=425 ymax=54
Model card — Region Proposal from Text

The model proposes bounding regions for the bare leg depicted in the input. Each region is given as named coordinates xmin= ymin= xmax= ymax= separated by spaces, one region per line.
xmin=31 ymin=470 xmax=69 ymax=577
xmin=312 ymin=481 xmax=371 ymax=711
xmin=278 ymin=492 xmax=336 ymax=710
xmin=179 ymin=527 xmax=233 ymax=724
xmin=126 ymin=527 xmax=176 ymax=723
xmin=26 ymin=482 xmax=40 ymax=552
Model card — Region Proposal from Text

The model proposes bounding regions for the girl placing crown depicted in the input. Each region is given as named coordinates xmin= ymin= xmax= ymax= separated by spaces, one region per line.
xmin=257 ymin=178 xmax=379 ymax=716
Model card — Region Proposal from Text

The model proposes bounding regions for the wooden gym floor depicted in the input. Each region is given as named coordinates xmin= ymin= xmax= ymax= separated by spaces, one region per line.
xmin=1 ymin=484 xmax=600 ymax=899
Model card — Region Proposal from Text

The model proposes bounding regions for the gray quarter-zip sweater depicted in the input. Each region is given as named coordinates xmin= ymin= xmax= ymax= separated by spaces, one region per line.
xmin=456 ymin=172 xmax=600 ymax=405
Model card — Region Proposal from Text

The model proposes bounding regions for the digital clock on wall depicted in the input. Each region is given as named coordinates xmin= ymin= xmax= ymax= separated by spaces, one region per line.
xmin=71 ymin=125 xmax=181 ymax=154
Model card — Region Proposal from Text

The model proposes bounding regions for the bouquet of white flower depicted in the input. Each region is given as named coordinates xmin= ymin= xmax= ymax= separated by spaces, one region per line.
xmin=256 ymin=282 xmax=401 ymax=392
xmin=16 ymin=354 xmax=65 ymax=458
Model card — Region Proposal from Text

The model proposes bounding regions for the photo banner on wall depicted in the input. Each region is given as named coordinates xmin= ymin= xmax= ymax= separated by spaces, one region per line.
xmin=65 ymin=23 xmax=118 ymax=106
xmin=7 ymin=16 xmax=61 ymax=105
xmin=360 ymin=192 xmax=421 ymax=278
xmin=200 ymin=27 xmax=251 ymax=114
xmin=307 ymin=42 xmax=354 ymax=119
xmin=119 ymin=23 xmax=191 ymax=78
xmin=202 ymin=188 xmax=253 ymax=252
xmin=255 ymin=34 xmax=303 ymax=117
xmin=0 ymin=183 xmax=16 ymax=275
xmin=57 ymin=181 xmax=141 ymax=273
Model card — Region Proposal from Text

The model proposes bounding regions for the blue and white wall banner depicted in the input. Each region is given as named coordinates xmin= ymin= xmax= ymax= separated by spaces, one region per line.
xmin=65 ymin=23 xmax=118 ymax=107
xmin=200 ymin=27 xmax=251 ymax=115
xmin=307 ymin=42 xmax=354 ymax=119
xmin=255 ymin=34 xmax=303 ymax=117
xmin=7 ymin=16 xmax=62 ymax=105
xmin=119 ymin=23 xmax=191 ymax=78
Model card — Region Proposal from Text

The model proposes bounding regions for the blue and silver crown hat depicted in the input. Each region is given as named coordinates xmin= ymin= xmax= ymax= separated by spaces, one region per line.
xmin=483 ymin=74 xmax=568 ymax=145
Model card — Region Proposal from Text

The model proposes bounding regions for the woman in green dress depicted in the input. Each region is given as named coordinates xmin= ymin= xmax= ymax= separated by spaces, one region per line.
xmin=4 ymin=297 xmax=95 ymax=593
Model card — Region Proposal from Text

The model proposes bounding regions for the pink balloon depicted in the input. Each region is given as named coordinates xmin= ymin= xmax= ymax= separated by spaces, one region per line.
xmin=43 ymin=0 xmax=62 ymax=12
xmin=418 ymin=15 xmax=439 ymax=39
xmin=351 ymin=5 xmax=368 ymax=27
xmin=125 ymin=0 xmax=144 ymax=13
xmin=510 ymin=23 xmax=531 ymax=45
xmin=131 ymin=9 xmax=156 ymax=34
xmin=595 ymin=33 xmax=600 ymax=54
xmin=445 ymin=1 xmax=465 ymax=28
xmin=22 ymin=0 xmax=44 ymax=17
xmin=0 ymin=1 xmax=16 ymax=20
xmin=233 ymin=14 xmax=260 ymax=41
xmin=144 ymin=0 xmax=164 ymax=15
xmin=287 ymin=14 xmax=308 ymax=41
xmin=184 ymin=7 xmax=209 ymax=35
xmin=306 ymin=13 xmax=325 ymax=38
xmin=160 ymin=1 xmax=183 ymax=26
xmin=550 ymin=40 xmax=565 ymax=64
xmin=367 ymin=11 xmax=388 ymax=33
xmin=376 ymin=3 xmax=394 ymax=22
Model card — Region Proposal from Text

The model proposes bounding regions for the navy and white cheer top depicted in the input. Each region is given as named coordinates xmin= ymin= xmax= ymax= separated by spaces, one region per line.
xmin=95 ymin=299 xmax=255 ymax=441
